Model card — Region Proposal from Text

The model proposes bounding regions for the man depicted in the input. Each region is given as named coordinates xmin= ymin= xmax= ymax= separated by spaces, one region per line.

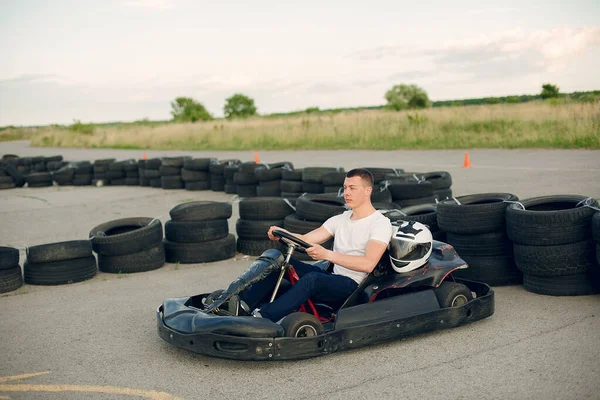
xmin=236 ymin=168 xmax=393 ymax=322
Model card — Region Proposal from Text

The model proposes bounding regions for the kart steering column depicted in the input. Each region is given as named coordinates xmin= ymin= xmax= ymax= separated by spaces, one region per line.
xmin=270 ymin=244 xmax=295 ymax=302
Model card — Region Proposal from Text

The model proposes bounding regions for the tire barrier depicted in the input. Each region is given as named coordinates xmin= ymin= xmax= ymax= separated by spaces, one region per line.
xmin=0 ymin=246 xmax=22 ymax=293
xmin=24 ymin=240 xmax=96 ymax=285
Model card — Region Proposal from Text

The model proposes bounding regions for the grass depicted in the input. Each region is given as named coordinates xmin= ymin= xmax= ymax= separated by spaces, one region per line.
xmin=5 ymin=101 xmax=600 ymax=149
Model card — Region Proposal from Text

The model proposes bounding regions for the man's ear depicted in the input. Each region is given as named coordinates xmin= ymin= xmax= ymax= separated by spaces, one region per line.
xmin=365 ymin=185 xmax=373 ymax=196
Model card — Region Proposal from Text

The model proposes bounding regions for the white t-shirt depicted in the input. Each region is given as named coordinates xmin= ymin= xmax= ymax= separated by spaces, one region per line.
xmin=322 ymin=210 xmax=393 ymax=284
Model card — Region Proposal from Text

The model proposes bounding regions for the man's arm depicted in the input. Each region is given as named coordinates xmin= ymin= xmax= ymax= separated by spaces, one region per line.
xmin=306 ymin=239 xmax=388 ymax=273
xmin=267 ymin=226 xmax=332 ymax=246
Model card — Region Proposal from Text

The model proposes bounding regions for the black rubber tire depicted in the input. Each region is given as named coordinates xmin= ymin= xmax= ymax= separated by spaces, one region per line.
xmin=124 ymin=178 xmax=139 ymax=186
xmin=302 ymin=167 xmax=342 ymax=183
xmin=433 ymin=282 xmax=473 ymax=308
xmin=257 ymin=185 xmax=281 ymax=197
xmin=150 ymin=178 xmax=162 ymax=188
xmin=280 ymin=312 xmax=324 ymax=337
xmin=27 ymin=240 xmax=92 ymax=263
xmin=24 ymin=256 xmax=97 ymax=285
xmin=0 ymin=176 xmax=14 ymax=184
xmin=283 ymin=213 xmax=322 ymax=234
xmin=437 ymin=193 xmax=518 ymax=234
xmin=181 ymin=169 xmax=209 ymax=182
xmin=224 ymin=184 xmax=237 ymax=194
xmin=239 ymin=197 xmax=295 ymax=220
xmin=0 ymin=266 xmax=23 ymax=293
xmin=383 ymin=204 xmax=439 ymax=231
xmin=170 ymin=201 xmax=232 ymax=221
xmin=164 ymin=235 xmax=236 ymax=263
xmin=363 ymin=168 xmax=403 ymax=183
xmin=238 ymin=161 xmax=261 ymax=174
xmin=94 ymin=158 xmax=116 ymax=166
xmin=209 ymin=159 xmax=241 ymax=175
xmin=255 ymin=167 xmax=282 ymax=182
xmin=434 ymin=188 xmax=453 ymax=201
xmin=514 ymin=240 xmax=596 ymax=276
xmin=183 ymin=158 xmax=215 ymax=171
xmin=28 ymin=181 xmax=53 ymax=188
xmin=296 ymin=193 xmax=346 ymax=222
xmin=26 ymin=172 xmax=52 ymax=184
xmin=139 ymin=178 xmax=150 ymax=186
xmin=89 ymin=217 xmax=163 ymax=256
xmin=395 ymin=196 xmax=437 ymax=208
xmin=165 ymin=219 xmax=229 ymax=242
xmin=302 ymin=182 xmax=325 ymax=193
xmin=125 ymin=171 xmax=139 ymax=178
xmin=145 ymin=158 xmax=162 ymax=169
xmin=0 ymin=182 xmax=16 ymax=190
xmin=224 ymin=165 xmax=239 ymax=180
xmin=446 ymin=231 xmax=512 ymax=257
xmin=161 ymin=157 xmax=187 ymax=168
xmin=596 ymin=243 xmax=600 ymax=266
xmin=98 ymin=242 xmax=165 ymax=273
xmin=388 ymin=181 xmax=433 ymax=200
xmin=233 ymin=172 xmax=258 ymax=185
xmin=281 ymin=192 xmax=303 ymax=200
xmin=523 ymin=272 xmax=600 ymax=296
xmin=106 ymin=170 xmax=125 ymax=179
xmin=237 ymin=184 xmax=257 ymax=197
xmin=324 ymin=186 xmax=342 ymax=194
xmin=236 ymin=219 xmax=285 ymax=240
xmin=0 ymin=246 xmax=19 ymax=270
xmin=418 ymin=171 xmax=452 ymax=190
xmin=185 ymin=181 xmax=210 ymax=191
xmin=506 ymin=195 xmax=599 ymax=246
xmin=161 ymin=176 xmax=184 ymax=189
xmin=237 ymin=238 xmax=285 ymax=256
xmin=452 ymin=254 xmax=523 ymax=286
xmin=281 ymin=169 xmax=303 ymax=181
xmin=258 ymin=180 xmax=282 ymax=190
xmin=210 ymin=176 xmax=225 ymax=191
xmin=159 ymin=166 xmax=181 ymax=176
xmin=2 ymin=164 xmax=25 ymax=187
xmin=322 ymin=171 xmax=346 ymax=186
xmin=592 ymin=212 xmax=600 ymax=242
xmin=144 ymin=169 xmax=160 ymax=179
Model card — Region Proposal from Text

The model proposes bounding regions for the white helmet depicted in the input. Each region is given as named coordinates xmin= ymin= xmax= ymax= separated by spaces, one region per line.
xmin=389 ymin=220 xmax=433 ymax=273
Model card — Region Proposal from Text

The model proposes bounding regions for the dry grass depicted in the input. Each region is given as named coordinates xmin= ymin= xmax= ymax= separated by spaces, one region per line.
xmin=12 ymin=101 xmax=600 ymax=149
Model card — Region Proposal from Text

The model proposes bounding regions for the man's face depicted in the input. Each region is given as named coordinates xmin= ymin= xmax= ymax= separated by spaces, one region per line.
xmin=343 ymin=176 xmax=372 ymax=208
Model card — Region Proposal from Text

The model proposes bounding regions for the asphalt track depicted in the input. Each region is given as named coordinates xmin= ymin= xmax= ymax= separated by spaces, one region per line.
xmin=1 ymin=141 xmax=599 ymax=399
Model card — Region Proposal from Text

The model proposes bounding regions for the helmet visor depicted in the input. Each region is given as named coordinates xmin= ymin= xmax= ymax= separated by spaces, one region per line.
xmin=390 ymin=240 xmax=431 ymax=261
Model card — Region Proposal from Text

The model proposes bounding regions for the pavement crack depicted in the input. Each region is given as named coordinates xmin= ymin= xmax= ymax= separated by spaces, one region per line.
xmin=300 ymin=314 xmax=595 ymax=399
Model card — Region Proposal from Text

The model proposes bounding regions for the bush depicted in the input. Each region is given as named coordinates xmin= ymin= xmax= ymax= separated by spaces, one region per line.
xmin=385 ymin=84 xmax=430 ymax=111
xmin=69 ymin=120 xmax=95 ymax=135
xmin=224 ymin=93 xmax=257 ymax=119
xmin=541 ymin=83 xmax=560 ymax=99
xmin=171 ymin=97 xmax=213 ymax=122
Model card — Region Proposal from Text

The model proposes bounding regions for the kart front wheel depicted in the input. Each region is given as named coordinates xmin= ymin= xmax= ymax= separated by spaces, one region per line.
xmin=434 ymin=282 xmax=473 ymax=308
xmin=280 ymin=312 xmax=324 ymax=337
xmin=203 ymin=289 xmax=224 ymax=306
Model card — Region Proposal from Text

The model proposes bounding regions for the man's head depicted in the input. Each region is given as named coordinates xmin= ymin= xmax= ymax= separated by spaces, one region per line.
xmin=343 ymin=168 xmax=374 ymax=209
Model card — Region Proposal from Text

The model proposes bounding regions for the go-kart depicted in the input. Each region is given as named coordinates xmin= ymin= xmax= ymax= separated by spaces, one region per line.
xmin=157 ymin=230 xmax=495 ymax=361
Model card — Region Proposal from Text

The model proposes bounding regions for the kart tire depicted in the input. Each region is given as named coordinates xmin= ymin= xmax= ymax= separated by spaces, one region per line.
xmin=183 ymin=158 xmax=215 ymax=171
xmin=322 ymin=171 xmax=345 ymax=186
xmin=302 ymin=167 xmax=342 ymax=183
xmin=506 ymin=195 xmax=598 ymax=246
xmin=124 ymin=178 xmax=139 ymax=186
xmin=434 ymin=282 xmax=473 ymax=308
xmin=446 ymin=231 xmax=512 ymax=257
xmin=295 ymin=193 xmax=346 ymax=222
xmin=236 ymin=219 xmax=285 ymax=240
xmin=452 ymin=254 xmax=523 ymax=286
xmin=434 ymin=188 xmax=453 ymax=201
xmin=165 ymin=219 xmax=229 ymax=243
xmin=161 ymin=157 xmax=187 ymax=168
xmin=161 ymin=176 xmax=184 ymax=189
xmin=144 ymin=169 xmax=160 ymax=179
xmin=89 ymin=217 xmax=163 ymax=256
xmin=283 ymin=213 xmax=322 ymax=233
xmin=419 ymin=171 xmax=452 ymax=190
xmin=28 ymin=181 xmax=53 ymax=188
xmin=281 ymin=192 xmax=303 ymax=200
xmin=94 ymin=158 xmax=116 ymax=166
xmin=159 ymin=166 xmax=181 ymax=176
xmin=24 ymin=256 xmax=97 ymax=285
xmin=281 ymin=168 xmax=303 ymax=181
xmin=164 ymin=234 xmax=236 ymax=263
xmin=302 ymin=181 xmax=325 ymax=193
xmin=209 ymin=159 xmax=241 ymax=175
xmin=224 ymin=184 xmax=237 ymax=194
xmin=237 ymin=184 xmax=257 ymax=197
xmin=181 ymin=169 xmax=209 ymax=182
xmin=210 ymin=179 xmax=225 ymax=192
xmin=395 ymin=196 xmax=437 ymax=208
xmin=239 ymin=197 xmax=295 ymax=220
xmin=204 ymin=289 xmax=225 ymax=306
xmin=255 ymin=167 xmax=283 ymax=182
xmin=185 ymin=181 xmax=211 ymax=191
xmin=238 ymin=161 xmax=261 ymax=174
xmin=27 ymin=240 xmax=93 ymax=264
xmin=257 ymin=185 xmax=281 ymax=197
xmin=523 ymin=272 xmax=600 ymax=296
xmin=437 ymin=193 xmax=518 ymax=234
xmin=139 ymin=178 xmax=150 ymax=186
xmin=387 ymin=181 xmax=434 ymax=200
xmin=590 ymin=212 xmax=599 ymax=242
xmin=150 ymin=178 xmax=162 ymax=188
xmin=0 ymin=246 xmax=19 ymax=270
xmin=2 ymin=164 xmax=25 ymax=187
xmin=364 ymin=168 xmax=403 ymax=183
xmin=371 ymin=186 xmax=393 ymax=204
xmin=280 ymin=312 xmax=324 ymax=337
xmin=513 ymin=240 xmax=596 ymax=276
xmin=98 ymin=242 xmax=165 ymax=273
xmin=25 ymin=172 xmax=52 ymax=184
xmin=323 ymin=186 xmax=342 ymax=194
xmin=0 ymin=266 xmax=23 ymax=293
xmin=169 ymin=201 xmax=232 ymax=222
xmin=106 ymin=170 xmax=125 ymax=179
xmin=233 ymin=172 xmax=258 ymax=185
xmin=237 ymin=238 xmax=285 ymax=256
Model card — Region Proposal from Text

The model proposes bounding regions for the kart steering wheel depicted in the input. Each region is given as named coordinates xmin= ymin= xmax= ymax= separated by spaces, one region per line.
xmin=272 ymin=229 xmax=312 ymax=253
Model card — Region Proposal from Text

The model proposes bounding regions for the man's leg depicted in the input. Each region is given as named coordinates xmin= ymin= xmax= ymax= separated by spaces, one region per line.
xmin=258 ymin=272 xmax=357 ymax=322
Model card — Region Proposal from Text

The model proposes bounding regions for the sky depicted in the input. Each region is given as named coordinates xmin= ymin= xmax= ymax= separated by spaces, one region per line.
xmin=0 ymin=0 xmax=599 ymax=126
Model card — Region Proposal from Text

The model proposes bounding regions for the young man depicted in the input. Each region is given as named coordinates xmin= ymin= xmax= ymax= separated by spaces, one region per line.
xmin=237 ymin=168 xmax=393 ymax=322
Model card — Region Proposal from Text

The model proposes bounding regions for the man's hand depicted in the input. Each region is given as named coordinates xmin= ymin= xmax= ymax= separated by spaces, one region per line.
xmin=306 ymin=244 xmax=331 ymax=261
xmin=267 ymin=226 xmax=288 ymax=241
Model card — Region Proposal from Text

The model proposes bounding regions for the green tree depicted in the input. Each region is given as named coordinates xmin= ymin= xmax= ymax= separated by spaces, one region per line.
xmin=224 ymin=93 xmax=257 ymax=119
xmin=170 ymin=97 xmax=213 ymax=122
xmin=384 ymin=84 xmax=430 ymax=111
xmin=540 ymin=83 xmax=560 ymax=99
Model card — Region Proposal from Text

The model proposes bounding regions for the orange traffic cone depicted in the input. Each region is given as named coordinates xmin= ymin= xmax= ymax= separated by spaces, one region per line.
xmin=254 ymin=152 xmax=260 ymax=163
xmin=143 ymin=152 xmax=148 ymax=160
xmin=462 ymin=152 xmax=472 ymax=168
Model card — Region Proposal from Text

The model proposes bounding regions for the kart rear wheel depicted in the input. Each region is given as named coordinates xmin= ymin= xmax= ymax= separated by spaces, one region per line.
xmin=280 ymin=312 xmax=324 ymax=337
xmin=434 ymin=282 xmax=473 ymax=308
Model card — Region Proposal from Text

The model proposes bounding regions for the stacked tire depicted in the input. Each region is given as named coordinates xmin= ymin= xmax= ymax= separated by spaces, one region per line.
xmin=106 ymin=160 xmax=129 ymax=186
xmin=93 ymin=159 xmax=115 ymax=185
xmin=593 ymin=212 xmax=600 ymax=268
xmin=234 ymin=162 xmax=262 ymax=197
xmin=0 ymin=162 xmax=25 ymax=189
xmin=138 ymin=160 xmax=150 ymax=186
xmin=387 ymin=180 xmax=435 ymax=207
xmin=322 ymin=171 xmax=346 ymax=194
xmin=0 ymin=246 xmax=22 ymax=293
xmin=302 ymin=167 xmax=342 ymax=195
xmin=164 ymin=201 xmax=236 ymax=263
xmin=72 ymin=161 xmax=94 ymax=186
xmin=223 ymin=161 xmax=242 ymax=194
xmin=381 ymin=204 xmax=444 ymax=241
xmin=24 ymin=240 xmax=97 ymax=285
xmin=438 ymin=193 xmax=522 ymax=286
xmin=160 ymin=157 xmax=186 ymax=189
xmin=122 ymin=160 xmax=139 ymax=186
xmin=208 ymin=159 xmax=238 ymax=192
xmin=236 ymin=198 xmax=295 ymax=256
xmin=90 ymin=217 xmax=165 ymax=273
xmin=182 ymin=158 xmax=213 ymax=191
xmin=280 ymin=168 xmax=304 ymax=200
xmin=144 ymin=158 xmax=162 ymax=188
xmin=507 ymin=195 xmax=600 ymax=296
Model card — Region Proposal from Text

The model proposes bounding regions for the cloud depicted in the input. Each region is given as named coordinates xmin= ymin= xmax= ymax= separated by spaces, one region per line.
xmin=467 ymin=7 xmax=518 ymax=15
xmin=349 ymin=26 xmax=600 ymax=78
xmin=123 ymin=0 xmax=174 ymax=10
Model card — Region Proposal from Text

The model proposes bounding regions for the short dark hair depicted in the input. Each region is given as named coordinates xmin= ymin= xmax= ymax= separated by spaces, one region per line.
xmin=346 ymin=168 xmax=374 ymax=187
